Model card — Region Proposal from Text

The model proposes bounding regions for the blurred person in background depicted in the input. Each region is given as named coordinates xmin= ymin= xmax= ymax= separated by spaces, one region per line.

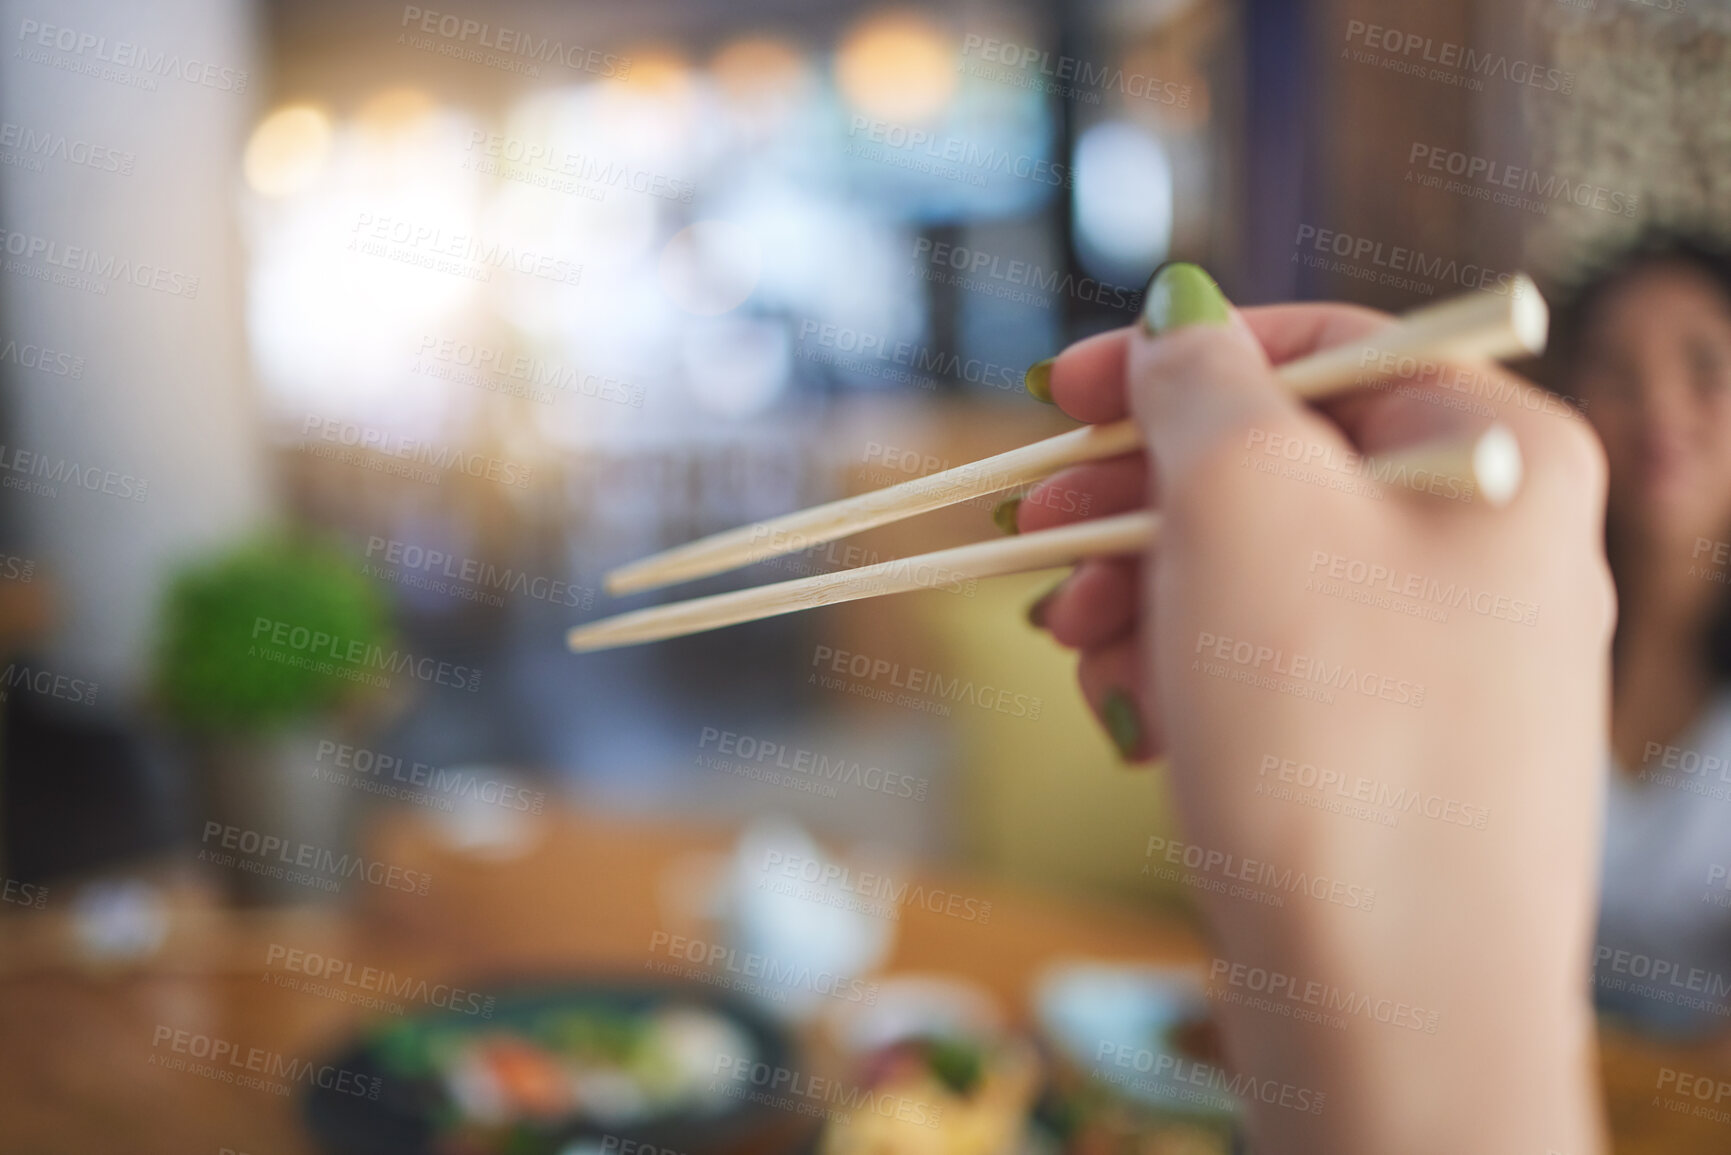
xmin=1564 ymin=234 xmax=1731 ymax=1037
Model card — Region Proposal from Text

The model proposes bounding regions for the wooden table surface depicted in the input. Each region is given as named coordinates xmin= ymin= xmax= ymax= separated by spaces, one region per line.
xmin=0 ymin=805 xmax=1726 ymax=1153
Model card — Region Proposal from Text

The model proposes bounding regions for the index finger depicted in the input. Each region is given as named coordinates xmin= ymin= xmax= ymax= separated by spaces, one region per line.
xmin=1040 ymin=301 xmax=1394 ymax=424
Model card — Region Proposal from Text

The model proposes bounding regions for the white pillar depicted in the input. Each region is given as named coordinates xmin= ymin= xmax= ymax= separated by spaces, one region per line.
xmin=0 ymin=0 xmax=271 ymax=701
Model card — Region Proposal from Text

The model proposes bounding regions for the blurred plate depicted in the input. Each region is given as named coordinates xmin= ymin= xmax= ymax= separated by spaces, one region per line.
xmin=1034 ymin=961 xmax=1240 ymax=1123
xmin=302 ymin=979 xmax=800 ymax=1155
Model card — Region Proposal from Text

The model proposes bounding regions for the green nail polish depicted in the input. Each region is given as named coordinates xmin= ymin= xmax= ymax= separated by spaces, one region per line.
xmin=1140 ymin=262 xmax=1231 ymax=336
xmin=991 ymin=497 xmax=1022 ymax=535
xmin=1024 ymin=357 xmax=1056 ymax=403
xmin=1101 ymin=689 xmax=1142 ymax=760
xmin=1026 ymin=577 xmax=1065 ymax=628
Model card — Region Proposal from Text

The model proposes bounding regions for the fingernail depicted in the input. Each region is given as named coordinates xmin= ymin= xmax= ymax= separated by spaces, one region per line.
xmin=1026 ymin=577 xmax=1065 ymax=628
xmin=1100 ymin=689 xmax=1142 ymax=761
xmin=991 ymin=496 xmax=1022 ymax=535
xmin=1141 ymin=262 xmax=1231 ymax=337
xmin=1024 ymin=357 xmax=1056 ymax=403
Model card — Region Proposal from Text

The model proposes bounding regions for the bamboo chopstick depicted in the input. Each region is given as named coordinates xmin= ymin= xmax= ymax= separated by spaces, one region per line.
xmin=568 ymin=424 xmax=1522 ymax=652
xmin=604 ymin=277 xmax=1548 ymax=596
xmin=570 ymin=512 xmax=1159 ymax=652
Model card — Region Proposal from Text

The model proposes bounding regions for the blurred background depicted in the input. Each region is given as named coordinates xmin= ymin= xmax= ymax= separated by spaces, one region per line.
xmin=0 ymin=0 xmax=1726 ymax=1152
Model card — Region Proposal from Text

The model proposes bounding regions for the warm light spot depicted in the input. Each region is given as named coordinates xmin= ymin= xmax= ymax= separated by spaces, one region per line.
xmin=355 ymin=87 xmax=440 ymax=132
xmin=712 ymin=34 xmax=809 ymax=105
xmin=836 ymin=8 xmax=957 ymax=122
xmin=243 ymin=105 xmax=332 ymax=197
xmin=615 ymin=45 xmax=692 ymax=98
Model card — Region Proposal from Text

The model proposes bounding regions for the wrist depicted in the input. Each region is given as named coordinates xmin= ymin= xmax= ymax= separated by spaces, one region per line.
xmin=1205 ymin=921 xmax=1603 ymax=1155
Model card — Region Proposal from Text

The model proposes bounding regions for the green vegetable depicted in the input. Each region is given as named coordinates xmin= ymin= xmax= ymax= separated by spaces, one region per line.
xmin=925 ymin=1037 xmax=984 ymax=1097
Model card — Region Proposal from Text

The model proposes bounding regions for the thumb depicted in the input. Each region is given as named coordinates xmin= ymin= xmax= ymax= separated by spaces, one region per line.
xmin=1127 ymin=264 xmax=1313 ymax=479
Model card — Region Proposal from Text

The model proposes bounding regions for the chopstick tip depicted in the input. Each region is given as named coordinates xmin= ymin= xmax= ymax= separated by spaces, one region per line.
xmin=1474 ymin=423 xmax=1524 ymax=508
xmin=1510 ymin=273 xmax=1548 ymax=357
xmin=602 ymin=568 xmax=647 ymax=597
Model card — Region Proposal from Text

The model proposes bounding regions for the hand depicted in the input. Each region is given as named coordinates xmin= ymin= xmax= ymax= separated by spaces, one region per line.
xmin=1022 ymin=266 xmax=1613 ymax=1154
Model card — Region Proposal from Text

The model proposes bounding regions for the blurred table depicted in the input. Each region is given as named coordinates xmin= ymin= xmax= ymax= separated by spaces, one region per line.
xmin=0 ymin=804 xmax=1727 ymax=1153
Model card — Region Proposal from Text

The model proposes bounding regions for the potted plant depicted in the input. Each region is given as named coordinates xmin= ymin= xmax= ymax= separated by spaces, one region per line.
xmin=153 ymin=535 xmax=394 ymax=902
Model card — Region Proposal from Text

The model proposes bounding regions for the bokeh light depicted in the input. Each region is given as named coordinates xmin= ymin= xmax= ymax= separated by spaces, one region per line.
xmin=242 ymin=105 xmax=333 ymax=198
xmin=835 ymin=8 xmax=958 ymax=122
xmin=1073 ymin=121 xmax=1174 ymax=281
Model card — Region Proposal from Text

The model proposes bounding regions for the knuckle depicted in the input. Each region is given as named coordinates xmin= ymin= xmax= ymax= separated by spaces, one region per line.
xmin=1543 ymin=410 xmax=1608 ymax=498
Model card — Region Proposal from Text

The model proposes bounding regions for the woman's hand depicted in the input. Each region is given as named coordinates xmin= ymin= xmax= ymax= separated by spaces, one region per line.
xmin=1023 ymin=266 xmax=1614 ymax=1154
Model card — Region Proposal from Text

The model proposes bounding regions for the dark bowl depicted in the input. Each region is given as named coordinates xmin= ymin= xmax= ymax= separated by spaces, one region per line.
xmin=302 ymin=978 xmax=807 ymax=1155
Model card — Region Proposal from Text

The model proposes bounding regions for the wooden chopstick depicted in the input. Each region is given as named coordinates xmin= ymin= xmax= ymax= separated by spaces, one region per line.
xmin=568 ymin=425 xmax=1523 ymax=652
xmin=570 ymin=512 xmax=1159 ymax=652
xmin=604 ymin=276 xmax=1548 ymax=596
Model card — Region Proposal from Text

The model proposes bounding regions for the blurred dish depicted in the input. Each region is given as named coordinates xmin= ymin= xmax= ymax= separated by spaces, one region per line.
xmin=303 ymin=980 xmax=798 ymax=1155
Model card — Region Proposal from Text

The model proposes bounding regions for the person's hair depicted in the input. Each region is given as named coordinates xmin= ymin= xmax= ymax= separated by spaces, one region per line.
xmin=1556 ymin=230 xmax=1731 ymax=682
xmin=1556 ymin=232 xmax=1731 ymax=374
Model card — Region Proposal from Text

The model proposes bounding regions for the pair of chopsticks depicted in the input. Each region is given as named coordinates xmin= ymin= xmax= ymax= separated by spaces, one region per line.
xmin=568 ymin=277 xmax=1549 ymax=652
